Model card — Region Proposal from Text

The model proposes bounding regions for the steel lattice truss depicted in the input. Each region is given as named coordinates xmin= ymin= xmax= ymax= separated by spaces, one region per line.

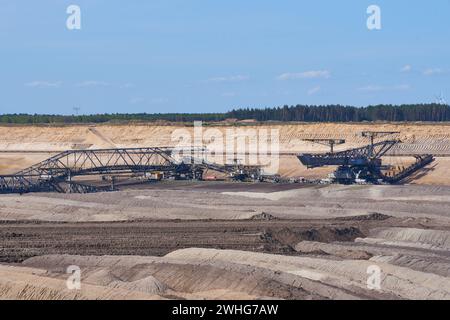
xmin=298 ymin=139 xmax=434 ymax=184
xmin=298 ymin=140 xmax=399 ymax=169
xmin=0 ymin=147 xmax=264 ymax=194
xmin=0 ymin=147 xmax=182 ymax=194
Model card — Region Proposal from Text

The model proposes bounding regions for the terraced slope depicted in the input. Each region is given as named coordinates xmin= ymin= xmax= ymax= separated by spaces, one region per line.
xmin=0 ymin=123 xmax=449 ymax=183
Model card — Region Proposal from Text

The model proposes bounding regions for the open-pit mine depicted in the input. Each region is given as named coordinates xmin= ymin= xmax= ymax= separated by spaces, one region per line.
xmin=1 ymin=122 xmax=450 ymax=300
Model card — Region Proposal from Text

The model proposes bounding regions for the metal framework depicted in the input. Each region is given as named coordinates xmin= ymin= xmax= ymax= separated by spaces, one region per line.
xmin=0 ymin=147 xmax=179 ymax=194
xmin=299 ymin=140 xmax=399 ymax=169
xmin=303 ymin=139 xmax=346 ymax=153
xmin=0 ymin=147 xmax=263 ymax=194
xmin=298 ymin=134 xmax=435 ymax=184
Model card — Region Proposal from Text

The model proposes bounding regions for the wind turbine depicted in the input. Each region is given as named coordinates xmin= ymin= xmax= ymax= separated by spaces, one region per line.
xmin=435 ymin=92 xmax=447 ymax=105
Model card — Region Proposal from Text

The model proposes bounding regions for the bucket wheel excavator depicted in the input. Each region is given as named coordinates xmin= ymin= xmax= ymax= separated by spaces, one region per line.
xmin=298 ymin=132 xmax=435 ymax=184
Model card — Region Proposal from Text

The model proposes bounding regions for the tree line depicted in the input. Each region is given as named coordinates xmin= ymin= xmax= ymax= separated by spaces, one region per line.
xmin=227 ymin=104 xmax=450 ymax=122
xmin=1 ymin=104 xmax=450 ymax=124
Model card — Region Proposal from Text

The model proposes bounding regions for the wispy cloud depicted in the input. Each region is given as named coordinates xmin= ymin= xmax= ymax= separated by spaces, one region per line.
xmin=129 ymin=97 xmax=145 ymax=104
xmin=401 ymin=65 xmax=412 ymax=73
xmin=277 ymin=70 xmax=331 ymax=81
xmin=120 ymin=83 xmax=135 ymax=89
xmin=394 ymin=84 xmax=411 ymax=90
xmin=307 ymin=86 xmax=321 ymax=95
xmin=129 ymin=97 xmax=168 ymax=105
xmin=221 ymin=92 xmax=237 ymax=97
xmin=358 ymin=85 xmax=383 ymax=92
xmin=207 ymin=75 xmax=249 ymax=83
xmin=76 ymin=80 xmax=110 ymax=87
xmin=423 ymin=68 xmax=445 ymax=76
xmin=25 ymin=81 xmax=62 ymax=88
xmin=150 ymin=98 xmax=168 ymax=104
xmin=358 ymin=84 xmax=410 ymax=92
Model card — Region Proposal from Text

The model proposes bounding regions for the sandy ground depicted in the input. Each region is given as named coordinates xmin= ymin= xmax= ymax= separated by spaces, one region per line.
xmin=1 ymin=123 xmax=450 ymax=300
xmin=2 ymin=238 xmax=450 ymax=299
xmin=0 ymin=122 xmax=450 ymax=184
xmin=1 ymin=122 xmax=450 ymax=154
xmin=1 ymin=183 xmax=450 ymax=300
xmin=1 ymin=183 xmax=450 ymax=222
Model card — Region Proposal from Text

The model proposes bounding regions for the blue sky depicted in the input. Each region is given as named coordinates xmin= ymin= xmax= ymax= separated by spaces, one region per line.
xmin=0 ymin=0 xmax=449 ymax=115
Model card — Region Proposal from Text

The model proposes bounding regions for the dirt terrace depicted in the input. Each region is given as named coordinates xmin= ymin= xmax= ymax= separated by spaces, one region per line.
xmin=1 ymin=122 xmax=450 ymax=184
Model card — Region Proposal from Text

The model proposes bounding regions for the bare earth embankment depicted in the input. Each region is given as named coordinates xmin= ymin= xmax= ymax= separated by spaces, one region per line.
xmin=1 ymin=123 xmax=450 ymax=300
xmin=1 ymin=183 xmax=450 ymax=300
xmin=1 ymin=122 xmax=450 ymax=183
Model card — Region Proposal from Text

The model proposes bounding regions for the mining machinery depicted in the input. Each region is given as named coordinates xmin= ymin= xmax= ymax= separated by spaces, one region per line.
xmin=298 ymin=132 xmax=435 ymax=184
xmin=303 ymin=139 xmax=346 ymax=153
xmin=0 ymin=147 xmax=264 ymax=194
